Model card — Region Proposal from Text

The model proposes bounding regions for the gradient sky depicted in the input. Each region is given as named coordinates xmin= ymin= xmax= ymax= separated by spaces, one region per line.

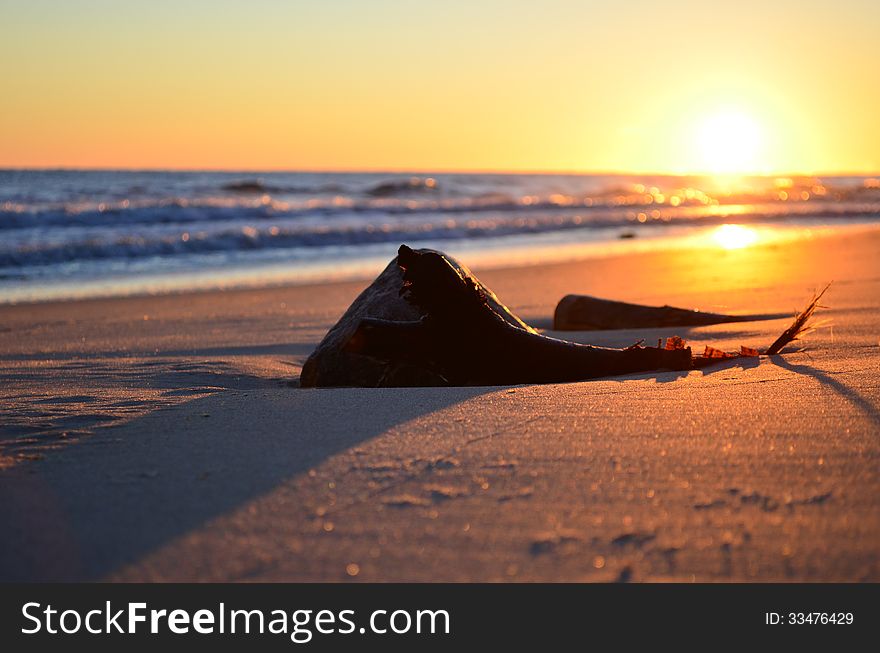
xmin=2 ymin=0 xmax=878 ymax=173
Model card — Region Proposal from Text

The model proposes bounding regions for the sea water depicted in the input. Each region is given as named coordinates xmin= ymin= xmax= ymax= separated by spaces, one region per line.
xmin=1 ymin=169 xmax=878 ymax=302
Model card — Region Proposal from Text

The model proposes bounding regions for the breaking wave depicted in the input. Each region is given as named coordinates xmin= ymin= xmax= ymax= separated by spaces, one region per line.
xmin=1 ymin=169 xmax=879 ymax=291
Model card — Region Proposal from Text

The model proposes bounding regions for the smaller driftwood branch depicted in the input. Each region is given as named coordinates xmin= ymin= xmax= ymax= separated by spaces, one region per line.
xmin=553 ymin=295 xmax=784 ymax=331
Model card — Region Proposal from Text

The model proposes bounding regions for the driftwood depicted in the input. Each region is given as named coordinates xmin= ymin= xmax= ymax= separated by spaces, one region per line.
xmin=314 ymin=246 xmax=691 ymax=386
xmin=553 ymin=295 xmax=782 ymax=331
xmin=303 ymin=244 xmax=827 ymax=387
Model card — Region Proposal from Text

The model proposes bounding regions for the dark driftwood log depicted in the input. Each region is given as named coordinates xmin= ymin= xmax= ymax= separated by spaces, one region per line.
xmin=329 ymin=246 xmax=692 ymax=387
xmin=299 ymin=249 xmax=532 ymax=387
xmin=553 ymin=294 xmax=781 ymax=331
xmin=303 ymin=245 xmax=824 ymax=387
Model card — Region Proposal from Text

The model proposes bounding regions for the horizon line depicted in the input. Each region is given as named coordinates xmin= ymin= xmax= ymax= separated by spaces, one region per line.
xmin=1 ymin=165 xmax=878 ymax=178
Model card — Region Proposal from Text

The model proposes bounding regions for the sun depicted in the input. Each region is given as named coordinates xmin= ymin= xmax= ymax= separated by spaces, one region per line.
xmin=695 ymin=110 xmax=764 ymax=174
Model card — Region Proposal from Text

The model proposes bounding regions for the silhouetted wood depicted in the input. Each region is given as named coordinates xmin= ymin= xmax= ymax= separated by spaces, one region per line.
xmin=304 ymin=245 xmax=828 ymax=387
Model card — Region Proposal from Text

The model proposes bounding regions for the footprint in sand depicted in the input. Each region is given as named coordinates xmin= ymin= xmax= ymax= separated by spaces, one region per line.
xmin=611 ymin=532 xmax=656 ymax=548
xmin=529 ymin=531 xmax=582 ymax=555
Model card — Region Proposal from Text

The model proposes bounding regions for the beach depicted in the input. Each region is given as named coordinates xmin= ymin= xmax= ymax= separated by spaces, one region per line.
xmin=1 ymin=227 xmax=878 ymax=582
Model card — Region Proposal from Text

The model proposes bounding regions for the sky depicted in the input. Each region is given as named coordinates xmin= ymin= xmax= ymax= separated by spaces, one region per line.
xmin=1 ymin=0 xmax=878 ymax=173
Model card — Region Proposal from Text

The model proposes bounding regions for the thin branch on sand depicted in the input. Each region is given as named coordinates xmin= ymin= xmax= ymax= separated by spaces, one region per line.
xmin=765 ymin=283 xmax=832 ymax=355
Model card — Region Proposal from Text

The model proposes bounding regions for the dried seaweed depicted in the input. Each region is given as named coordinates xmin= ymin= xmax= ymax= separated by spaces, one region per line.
xmin=764 ymin=283 xmax=831 ymax=355
xmin=701 ymin=345 xmax=738 ymax=359
xmin=673 ymin=283 xmax=830 ymax=368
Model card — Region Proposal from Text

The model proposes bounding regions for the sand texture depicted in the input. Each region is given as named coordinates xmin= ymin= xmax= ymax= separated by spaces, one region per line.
xmin=1 ymin=230 xmax=878 ymax=581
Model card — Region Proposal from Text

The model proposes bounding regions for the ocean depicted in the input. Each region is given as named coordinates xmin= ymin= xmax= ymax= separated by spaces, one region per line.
xmin=1 ymin=169 xmax=878 ymax=303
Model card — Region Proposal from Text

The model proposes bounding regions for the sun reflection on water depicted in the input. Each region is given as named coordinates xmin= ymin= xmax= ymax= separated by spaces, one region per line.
xmin=712 ymin=224 xmax=759 ymax=249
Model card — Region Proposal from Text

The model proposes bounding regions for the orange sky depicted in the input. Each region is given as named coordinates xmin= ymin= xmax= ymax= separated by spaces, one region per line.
xmin=2 ymin=0 xmax=878 ymax=173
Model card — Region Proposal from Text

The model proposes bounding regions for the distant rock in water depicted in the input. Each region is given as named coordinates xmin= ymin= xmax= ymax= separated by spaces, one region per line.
xmin=299 ymin=248 xmax=530 ymax=387
xmin=221 ymin=180 xmax=278 ymax=194
xmin=367 ymin=177 xmax=440 ymax=197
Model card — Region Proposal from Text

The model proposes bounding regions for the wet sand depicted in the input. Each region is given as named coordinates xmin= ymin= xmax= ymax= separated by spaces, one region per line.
xmin=1 ymin=229 xmax=878 ymax=581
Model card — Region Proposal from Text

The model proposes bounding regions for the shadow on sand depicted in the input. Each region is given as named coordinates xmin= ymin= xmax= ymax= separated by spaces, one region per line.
xmin=770 ymin=356 xmax=880 ymax=428
xmin=0 ymin=376 xmax=490 ymax=581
